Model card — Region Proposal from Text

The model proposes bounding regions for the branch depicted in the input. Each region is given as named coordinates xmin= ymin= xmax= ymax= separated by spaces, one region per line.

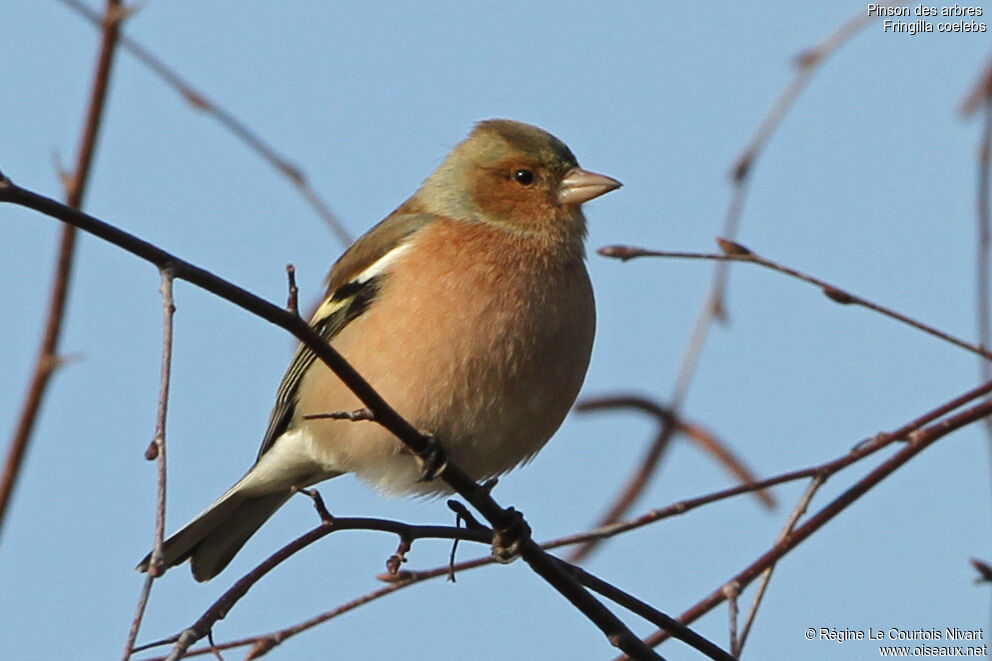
xmin=157 ymin=514 xmax=495 ymax=661
xmin=122 ymin=268 xmax=175 ymax=659
xmin=0 ymin=0 xmax=124 ymax=540
xmin=58 ymin=0 xmax=353 ymax=247
xmin=730 ymin=3 xmax=904 ymax=183
xmin=600 ymin=240 xmax=992 ymax=363
xmin=555 ymin=378 xmax=992 ymax=556
xmin=134 ymin=514 xmax=492 ymax=658
xmin=731 ymin=474 xmax=824 ymax=656
xmin=553 ymin=558 xmax=736 ymax=661
xmin=631 ymin=396 xmax=992 ymax=656
xmin=0 ymin=177 xmax=662 ymax=661
xmin=568 ymin=395 xmax=772 ymax=563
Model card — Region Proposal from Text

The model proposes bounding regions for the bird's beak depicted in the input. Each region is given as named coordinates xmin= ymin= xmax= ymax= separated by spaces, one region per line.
xmin=557 ymin=167 xmax=622 ymax=205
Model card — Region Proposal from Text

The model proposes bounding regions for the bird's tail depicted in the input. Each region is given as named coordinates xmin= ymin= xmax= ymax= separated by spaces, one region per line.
xmin=136 ymin=489 xmax=291 ymax=582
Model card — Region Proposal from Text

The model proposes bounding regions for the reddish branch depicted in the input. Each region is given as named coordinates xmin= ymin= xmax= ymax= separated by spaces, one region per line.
xmin=628 ymin=396 xmax=992 ymax=655
xmin=58 ymin=0 xmax=353 ymax=247
xmin=600 ymin=241 xmax=992 ymax=363
xmin=568 ymin=395 xmax=773 ymax=563
xmin=0 ymin=0 xmax=123 ymax=539
xmin=731 ymin=474 xmax=824 ymax=656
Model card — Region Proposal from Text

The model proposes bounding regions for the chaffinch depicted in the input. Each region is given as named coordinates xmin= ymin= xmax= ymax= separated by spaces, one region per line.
xmin=138 ymin=119 xmax=621 ymax=581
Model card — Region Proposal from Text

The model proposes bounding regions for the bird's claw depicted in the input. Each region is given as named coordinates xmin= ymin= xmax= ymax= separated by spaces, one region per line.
xmin=415 ymin=433 xmax=448 ymax=482
xmin=491 ymin=507 xmax=530 ymax=564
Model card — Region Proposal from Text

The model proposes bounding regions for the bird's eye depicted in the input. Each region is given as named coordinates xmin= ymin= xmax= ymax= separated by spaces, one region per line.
xmin=513 ymin=169 xmax=535 ymax=186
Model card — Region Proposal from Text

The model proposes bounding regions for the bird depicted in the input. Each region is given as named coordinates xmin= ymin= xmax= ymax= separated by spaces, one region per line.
xmin=138 ymin=119 xmax=621 ymax=581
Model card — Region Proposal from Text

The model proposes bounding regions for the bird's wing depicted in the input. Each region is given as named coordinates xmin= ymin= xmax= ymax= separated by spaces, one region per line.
xmin=254 ymin=212 xmax=435 ymax=460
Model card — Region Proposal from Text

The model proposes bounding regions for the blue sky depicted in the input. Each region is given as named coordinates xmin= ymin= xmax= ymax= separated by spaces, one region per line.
xmin=3 ymin=3 xmax=992 ymax=660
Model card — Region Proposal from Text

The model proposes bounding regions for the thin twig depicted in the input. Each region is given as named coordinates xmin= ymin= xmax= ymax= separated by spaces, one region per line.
xmin=57 ymin=0 xmax=353 ymax=246
xmin=303 ymin=409 xmax=375 ymax=422
xmin=724 ymin=584 xmax=739 ymax=655
xmin=600 ymin=242 xmax=992 ymax=363
xmin=733 ymin=474 xmax=824 ymax=655
xmin=285 ymin=264 xmax=299 ymax=317
xmin=122 ymin=269 xmax=176 ymax=658
xmin=631 ymin=397 xmax=992 ymax=656
xmin=0 ymin=0 xmax=123 ymax=540
xmin=678 ymin=420 xmax=774 ymax=508
xmin=0 ymin=179 xmax=659 ymax=661
xmin=730 ymin=3 xmax=903 ymax=183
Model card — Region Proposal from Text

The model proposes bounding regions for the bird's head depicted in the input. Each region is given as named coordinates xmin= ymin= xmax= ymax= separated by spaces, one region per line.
xmin=416 ymin=119 xmax=621 ymax=241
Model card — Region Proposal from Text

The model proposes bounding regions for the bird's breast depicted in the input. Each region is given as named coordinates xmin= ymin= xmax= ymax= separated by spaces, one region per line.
xmin=298 ymin=219 xmax=595 ymax=494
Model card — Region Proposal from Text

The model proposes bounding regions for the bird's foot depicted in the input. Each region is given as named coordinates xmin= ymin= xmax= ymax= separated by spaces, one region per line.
xmin=415 ymin=432 xmax=448 ymax=482
xmin=491 ymin=507 xmax=530 ymax=564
